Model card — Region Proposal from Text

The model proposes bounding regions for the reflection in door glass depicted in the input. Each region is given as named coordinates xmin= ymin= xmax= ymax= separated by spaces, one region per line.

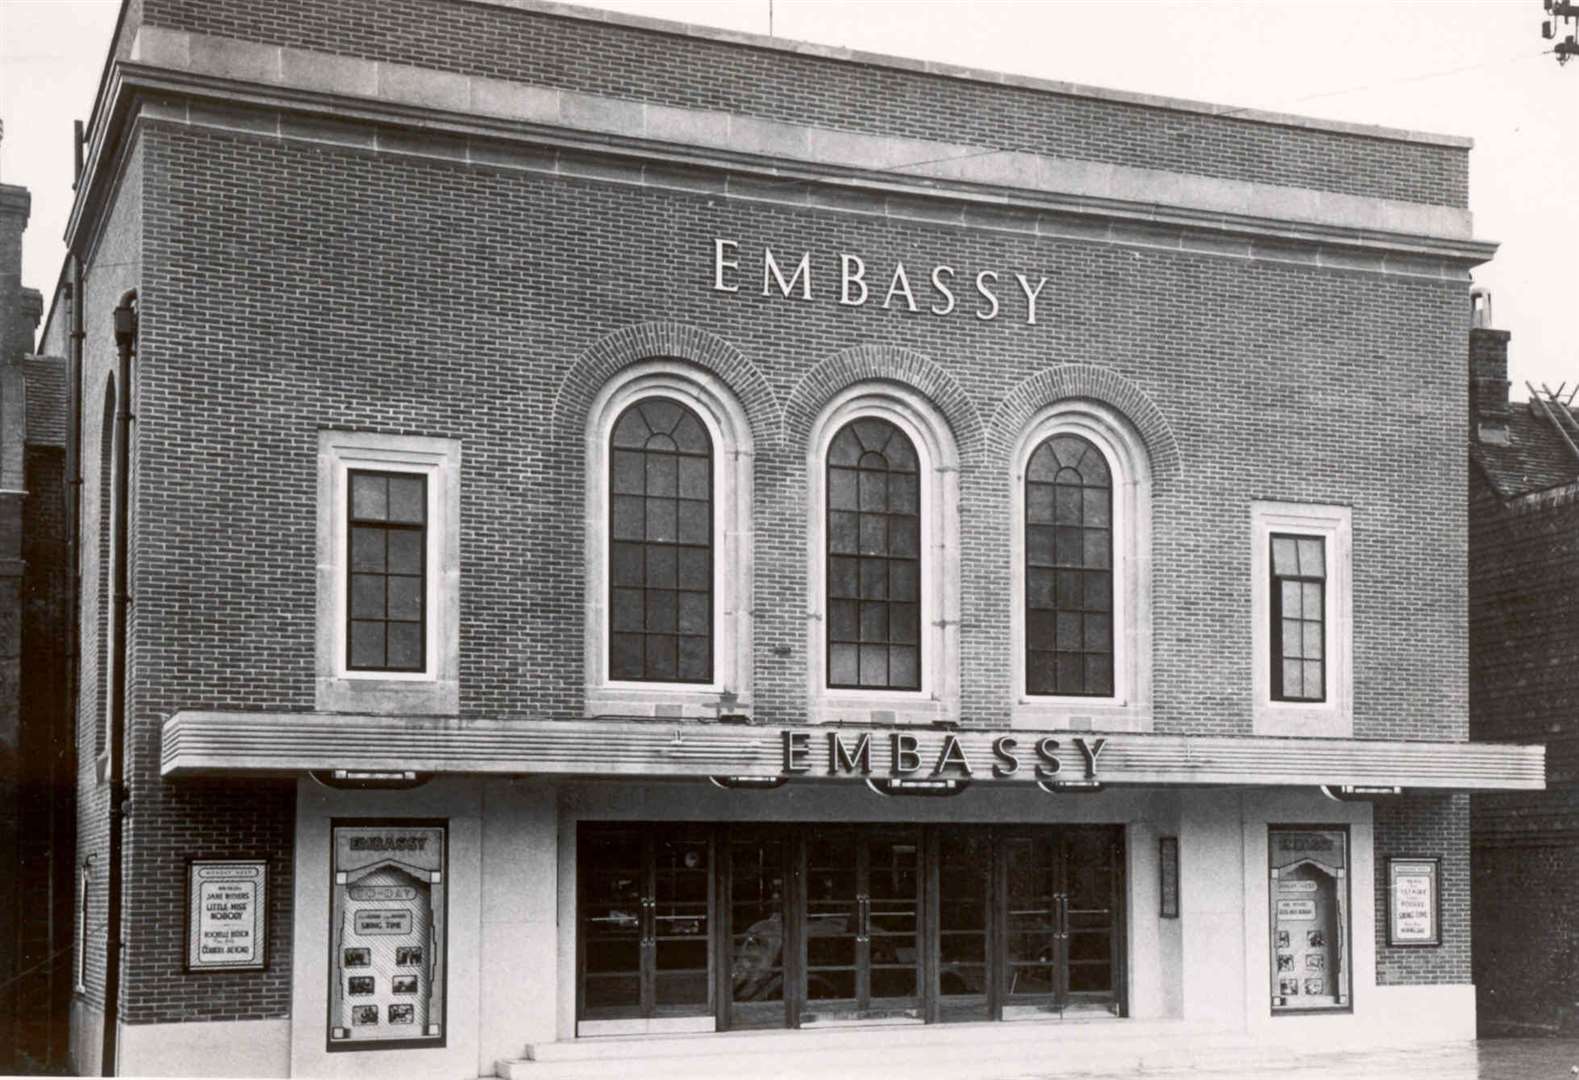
xmin=938 ymin=830 xmax=991 ymax=1022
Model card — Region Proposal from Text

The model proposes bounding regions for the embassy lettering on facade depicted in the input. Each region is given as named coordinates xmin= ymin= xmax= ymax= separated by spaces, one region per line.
xmin=782 ymin=729 xmax=1109 ymax=780
xmin=712 ymin=239 xmax=1052 ymax=325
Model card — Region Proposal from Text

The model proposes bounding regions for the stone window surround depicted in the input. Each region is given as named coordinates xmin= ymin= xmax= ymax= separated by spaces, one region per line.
xmin=584 ymin=362 xmax=754 ymax=720
xmin=1251 ymin=500 xmax=1353 ymax=737
xmin=1009 ymin=401 xmax=1154 ymax=732
xmin=805 ymin=383 xmax=960 ymax=726
xmin=316 ymin=430 xmax=461 ymax=716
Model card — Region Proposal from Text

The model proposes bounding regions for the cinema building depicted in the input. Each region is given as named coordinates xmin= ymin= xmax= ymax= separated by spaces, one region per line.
xmin=38 ymin=0 xmax=1543 ymax=1075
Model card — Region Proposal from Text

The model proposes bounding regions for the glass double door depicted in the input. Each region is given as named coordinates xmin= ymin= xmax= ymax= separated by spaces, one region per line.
xmin=579 ymin=822 xmax=1123 ymax=1032
xmin=578 ymin=824 xmax=712 ymax=1024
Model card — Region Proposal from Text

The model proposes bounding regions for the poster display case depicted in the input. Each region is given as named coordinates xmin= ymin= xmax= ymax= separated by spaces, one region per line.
xmin=1268 ymin=826 xmax=1349 ymax=1012
xmin=185 ymin=859 xmax=269 ymax=972
xmin=328 ymin=820 xmax=447 ymax=1051
xmin=1386 ymin=857 xmax=1440 ymax=947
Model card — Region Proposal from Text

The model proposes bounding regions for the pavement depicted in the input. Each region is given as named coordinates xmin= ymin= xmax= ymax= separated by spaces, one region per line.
xmin=1021 ymin=1039 xmax=1579 ymax=1079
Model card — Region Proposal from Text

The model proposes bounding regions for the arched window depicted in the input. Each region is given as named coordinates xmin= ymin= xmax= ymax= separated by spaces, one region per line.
xmin=1025 ymin=433 xmax=1113 ymax=697
xmin=1011 ymin=401 xmax=1152 ymax=730
xmin=608 ymin=397 xmax=714 ymax=684
xmin=826 ymin=417 xmax=921 ymax=691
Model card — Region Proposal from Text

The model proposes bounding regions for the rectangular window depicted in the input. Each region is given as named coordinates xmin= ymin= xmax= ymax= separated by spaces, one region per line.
xmin=347 ymin=470 xmax=427 ymax=673
xmin=329 ymin=821 xmax=447 ymax=1051
xmin=1269 ymin=826 xmax=1350 ymax=1013
xmin=1269 ymin=534 xmax=1325 ymax=702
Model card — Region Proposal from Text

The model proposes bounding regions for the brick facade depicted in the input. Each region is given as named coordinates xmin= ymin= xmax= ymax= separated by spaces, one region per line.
xmin=47 ymin=0 xmax=1497 ymax=1062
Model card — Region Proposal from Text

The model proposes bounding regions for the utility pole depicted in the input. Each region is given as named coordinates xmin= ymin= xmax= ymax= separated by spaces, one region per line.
xmin=1543 ymin=0 xmax=1579 ymax=63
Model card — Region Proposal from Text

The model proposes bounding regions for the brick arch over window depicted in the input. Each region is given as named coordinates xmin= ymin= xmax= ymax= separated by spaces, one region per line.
xmin=987 ymin=365 xmax=1182 ymax=482
xmin=551 ymin=321 xmax=778 ymax=448
xmin=780 ymin=344 xmax=985 ymax=462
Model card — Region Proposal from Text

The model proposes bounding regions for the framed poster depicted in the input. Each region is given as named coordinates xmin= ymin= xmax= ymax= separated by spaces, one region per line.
xmin=327 ymin=820 xmax=447 ymax=1052
xmin=1159 ymin=836 xmax=1180 ymax=918
xmin=185 ymin=859 xmax=269 ymax=973
xmin=1268 ymin=826 xmax=1350 ymax=1013
xmin=1386 ymin=857 xmax=1441 ymax=947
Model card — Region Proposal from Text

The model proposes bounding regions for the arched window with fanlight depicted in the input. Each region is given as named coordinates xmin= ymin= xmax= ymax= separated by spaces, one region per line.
xmin=608 ymin=396 xmax=714 ymax=684
xmin=1025 ymin=433 xmax=1114 ymax=697
xmin=825 ymin=417 xmax=922 ymax=692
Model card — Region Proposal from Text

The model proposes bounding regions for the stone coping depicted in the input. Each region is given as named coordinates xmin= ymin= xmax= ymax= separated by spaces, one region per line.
xmin=469 ymin=0 xmax=1473 ymax=150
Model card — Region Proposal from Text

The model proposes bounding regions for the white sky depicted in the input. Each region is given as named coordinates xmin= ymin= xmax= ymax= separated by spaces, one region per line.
xmin=2 ymin=0 xmax=1575 ymax=394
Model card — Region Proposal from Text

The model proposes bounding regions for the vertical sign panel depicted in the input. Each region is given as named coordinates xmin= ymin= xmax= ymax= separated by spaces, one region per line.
xmin=1268 ymin=826 xmax=1349 ymax=1012
xmin=329 ymin=821 xmax=447 ymax=1051
xmin=1386 ymin=857 xmax=1440 ymax=947
xmin=1158 ymin=836 xmax=1179 ymax=919
xmin=186 ymin=860 xmax=268 ymax=972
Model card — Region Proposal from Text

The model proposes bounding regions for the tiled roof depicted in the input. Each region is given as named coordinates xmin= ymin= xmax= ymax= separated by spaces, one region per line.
xmin=1473 ymin=397 xmax=1579 ymax=498
xmin=19 ymin=354 xmax=66 ymax=448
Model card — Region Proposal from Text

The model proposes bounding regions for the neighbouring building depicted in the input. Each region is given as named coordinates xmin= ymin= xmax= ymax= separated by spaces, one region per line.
xmin=0 ymin=169 xmax=75 ymax=1074
xmin=1467 ymin=292 xmax=1579 ymax=1037
xmin=39 ymin=1 xmax=1543 ymax=1075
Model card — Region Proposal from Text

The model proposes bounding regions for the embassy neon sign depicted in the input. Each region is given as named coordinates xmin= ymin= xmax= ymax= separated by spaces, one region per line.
xmin=712 ymin=239 xmax=1051 ymax=325
xmin=781 ymin=730 xmax=1108 ymax=781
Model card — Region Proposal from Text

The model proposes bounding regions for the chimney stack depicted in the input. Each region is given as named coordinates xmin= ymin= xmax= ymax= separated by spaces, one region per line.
xmin=1468 ymin=286 xmax=1511 ymax=446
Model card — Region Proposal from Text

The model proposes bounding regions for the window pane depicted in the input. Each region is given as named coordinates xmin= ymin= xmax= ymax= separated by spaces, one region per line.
xmin=1280 ymin=580 xmax=1301 ymax=617
xmin=1083 ymin=487 xmax=1110 ymax=527
xmin=1303 ymin=622 xmax=1323 ymax=660
xmin=859 ymin=602 xmax=888 ymax=643
xmin=829 ymin=644 xmax=858 ymax=685
xmin=611 ymin=589 xmax=644 ymax=631
xmin=828 ymin=600 xmax=858 ymax=641
xmin=858 ymin=471 xmax=887 ymax=512
xmin=891 ymin=603 xmax=920 ymax=645
xmin=387 ymin=623 xmax=422 ymax=669
xmin=1086 ymin=572 xmax=1112 ymax=612
xmin=350 ymin=473 xmax=387 ymax=520
xmin=641 ymin=398 xmax=682 ymax=435
xmin=1027 ymin=653 xmax=1055 ymax=695
xmin=677 ymin=548 xmax=709 ymax=590
xmin=1302 ymin=583 xmax=1323 ymax=620
xmin=1085 ymin=612 xmax=1112 ymax=651
xmin=1297 ymin=538 xmax=1325 ymax=577
xmin=351 ymin=573 xmax=385 ymax=619
xmin=387 ymin=476 xmax=425 ymax=524
xmin=350 ymin=526 xmax=385 ymax=572
xmin=611 ymin=496 xmax=645 ymax=541
xmin=646 ymin=546 xmax=677 ymax=589
xmin=1027 ymin=609 xmax=1056 ymax=651
xmin=677 ymin=457 xmax=708 ymax=500
xmin=828 ymin=468 xmax=858 ymax=510
xmin=829 ymin=511 xmax=859 ymax=554
xmin=1083 ymin=529 xmax=1111 ymax=569
xmin=1281 ymin=619 xmax=1304 ymax=659
xmin=1054 ymin=527 xmax=1082 ymax=566
xmin=1271 ymin=537 xmax=1299 ymax=576
xmin=1282 ymin=659 xmax=1303 ymax=697
xmin=890 ymin=517 xmax=920 ymax=558
xmin=677 ymin=592 xmax=709 ymax=635
xmin=646 ymin=499 xmax=677 ymax=543
xmin=1026 ymin=444 xmax=1058 ymax=483
xmin=1027 ymin=484 xmax=1056 ymax=524
xmin=612 ymin=449 xmax=645 ymax=494
xmin=1027 ymin=568 xmax=1055 ymax=608
xmin=828 ymin=556 xmax=859 ymax=596
xmin=645 ymin=592 xmax=676 ymax=633
xmin=859 ymin=645 xmax=889 ymax=687
xmin=387 ymin=576 xmax=422 ymax=621
xmin=890 ymin=647 xmax=918 ymax=689
xmin=612 ymin=542 xmax=644 ymax=586
xmin=677 ymin=637 xmax=709 ymax=680
xmin=645 ymin=453 xmax=677 ymax=497
xmin=676 ymin=501 xmax=709 ymax=544
xmin=647 ymin=637 xmax=677 ymax=679
xmin=890 ymin=562 xmax=918 ymax=602
xmin=890 ymin=476 xmax=919 ymax=514
xmin=1303 ymin=661 xmax=1324 ymax=697
xmin=1085 ymin=653 xmax=1114 ymax=695
xmin=1057 ymin=653 xmax=1083 ymax=693
xmin=1027 ymin=525 xmax=1055 ymax=567
xmin=387 ymin=530 xmax=423 ymax=575
xmin=1054 ymin=486 xmax=1082 ymax=524
xmin=350 ymin=621 xmax=385 ymax=668
xmin=671 ymin=413 xmax=709 ymax=454
xmin=611 ymin=633 xmax=643 ymax=679
xmin=859 ymin=515 xmax=886 ymax=555
xmin=859 ymin=559 xmax=888 ymax=600
xmin=1056 ymin=612 xmax=1082 ymax=652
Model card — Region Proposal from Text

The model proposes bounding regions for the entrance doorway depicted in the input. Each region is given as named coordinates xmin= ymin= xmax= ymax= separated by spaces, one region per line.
xmin=577 ymin=822 xmax=1124 ymax=1033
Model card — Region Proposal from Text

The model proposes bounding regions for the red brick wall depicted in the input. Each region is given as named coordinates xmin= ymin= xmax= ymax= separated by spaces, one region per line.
xmin=1373 ymin=795 xmax=1471 ymax=985
xmin=131 ymin=0 xmax=1467 ymax=208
